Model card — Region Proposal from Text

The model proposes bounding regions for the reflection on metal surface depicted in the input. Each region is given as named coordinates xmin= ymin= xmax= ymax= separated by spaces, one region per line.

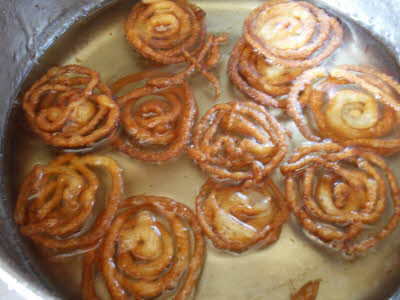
xmin=2 ymin=0 xmax=400 ymax=300
xmin=0 ymin=264 xmax=42 ymax=300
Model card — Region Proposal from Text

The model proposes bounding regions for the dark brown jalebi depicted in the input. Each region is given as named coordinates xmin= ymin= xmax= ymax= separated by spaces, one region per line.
xmin=287 ymin=65 xmax=400 ymax=155
xmin=81 ymin=195 xmax=205 ymax=300
xmin=148 ymin=33 xmax=229 ymax=99
xmin=22 ymin=65 xmax=119 ymax=148
xmin=189 ymin=101 xmax=287 ymax=184
xmin=243 ymin=0 xmax=343 ymax=68
xmin=196 ymin=178 xmax=288 ymax=253
xmin=125 ymin=0 xmax=206 ymax=64
xmin=229 ymin=38 xmax=309 ymax=108
xmin=14 ymin=154 xmax=123 ymax=252
xmin=281 ymin=142 xmax=400 ymax=255
xmin=111 ymin=70 xmax=197 ymax=162
xmin=291 ymin=280 xmax=321 ymax=300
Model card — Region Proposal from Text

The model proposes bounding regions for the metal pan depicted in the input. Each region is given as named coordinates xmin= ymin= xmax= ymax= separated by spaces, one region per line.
xmin=1 ymin=0 xmax=400 ymax=299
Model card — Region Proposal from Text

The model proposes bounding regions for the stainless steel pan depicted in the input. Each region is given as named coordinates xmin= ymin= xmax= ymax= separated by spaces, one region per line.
xmin=1 ymin=1 xmax=400 ymax=299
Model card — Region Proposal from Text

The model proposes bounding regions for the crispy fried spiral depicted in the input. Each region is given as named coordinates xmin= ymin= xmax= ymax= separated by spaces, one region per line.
xmin=81 ymin=195 xmax=205 ymax=300
xmin=243 ymin=0 xmax=343 ymax=68
xmin=22 ymin=65 xmax=119 ymax=148
xmin=111 ymin=71 xmax=197 ymax=162
xmin=287 ymin=65 xmax=400 ymax=155
xmin=189 ymin=101 xmax=287 ymax=184
xmin=14 ymin=154 xmax=123 ymax=252
xmin=196 ymin=178 xmax=288 ymax=253
xmin=281 ymin=142 xmax=400 ymax=255
xmin=229 ymin=38 xmax=308 ymax=108
xmin=125 ymin=0 xmax=206 ymax=64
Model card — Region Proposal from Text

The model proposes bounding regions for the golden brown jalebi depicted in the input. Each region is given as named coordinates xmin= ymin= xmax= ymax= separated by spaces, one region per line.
xmin=189 ymin=101 xmax=287 ymax=185
xmin=81 ymin=195 xmax=205 ymax=300
xmin=287 ymin=65 xmax=400 ymax=155
xmin=229 ymin=38 xmax=309 ymax=108
xmin=281 ymin=142 xmax=400 ymax=255
xmin=111 ymin=70 xmax=197 ymax=162
xmin=148 ymin=33 xmax=229 ymax=99
xmin=243 ymin=0 xmax=343 ymax=68
xmin=22 ymin=65 xmax=119 ymax=148
xmin=14 ymin=154 xmax=123 ymax=252
xmin=125 ymin=0 xmax=206 ymax=64
xmin=291 ymin=280 xmax=321 ymax=300
xmin=196 ymin=178 xmax=288 ymax=253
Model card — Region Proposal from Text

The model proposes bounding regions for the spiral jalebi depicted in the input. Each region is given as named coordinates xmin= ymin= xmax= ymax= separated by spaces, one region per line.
xmin=243 ymin=0 xmax=343 ymax=68
xmin=111 ymin=70 xmax=197 ymax=162
xmin=196 ymin=178 xmax=288 ymax=252
xmin=229 ymin=38 xmax=309 ymax=108
xmin=189 ymin=101 xmax=287 ymax=184
xmin=281 ymin=142 xmax=400 ymax=255
xmin=287 ymin=65 xmax=400 ymax=155
xmin=14 ymin=154 xmax=123 ymax=252
xmin=125 ymin=0 xmax=207 ymax=64
xmin=81 ymin=195 xmax=205 ymax=300
xmin=22 ymin=65 xmax=119 ymax=148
